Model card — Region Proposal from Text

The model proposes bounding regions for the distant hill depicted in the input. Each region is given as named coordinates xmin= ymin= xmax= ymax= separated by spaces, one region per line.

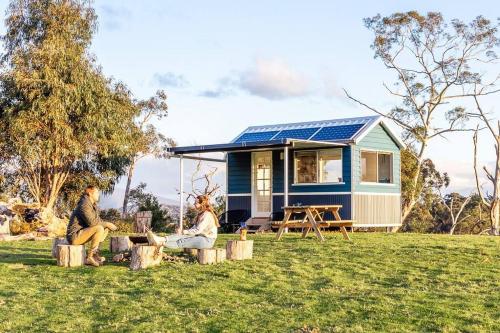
xmin=100 ymin=187 xmax=179 ymax=210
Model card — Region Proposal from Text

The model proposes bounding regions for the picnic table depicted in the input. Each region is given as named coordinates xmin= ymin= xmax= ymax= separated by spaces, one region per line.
xmin=274 ymin=205 xmax=353 ymax=241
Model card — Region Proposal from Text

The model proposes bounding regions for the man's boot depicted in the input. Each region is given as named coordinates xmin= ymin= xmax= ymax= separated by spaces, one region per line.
xmin=85 ymin=248 xmax=100 ymax=267
xmin=93 ymin=247 xmax=106 ymax=265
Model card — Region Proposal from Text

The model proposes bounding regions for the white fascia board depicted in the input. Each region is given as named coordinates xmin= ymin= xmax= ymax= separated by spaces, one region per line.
xmin=353 ymin=117 xmax=405 ymax=149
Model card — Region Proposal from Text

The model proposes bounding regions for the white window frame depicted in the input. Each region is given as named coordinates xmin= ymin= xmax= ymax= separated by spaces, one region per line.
xmin=360 ymin=149 xmax=394 ymax=185
xmin=293 ymin=148 xmax=344 ymax=185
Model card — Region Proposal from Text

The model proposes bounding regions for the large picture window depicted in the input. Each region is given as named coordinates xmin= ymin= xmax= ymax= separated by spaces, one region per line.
xmin=361 ymin=151 xmax=393 ymax=183
xmin=294 ymin=149 xmax=342 ymax=184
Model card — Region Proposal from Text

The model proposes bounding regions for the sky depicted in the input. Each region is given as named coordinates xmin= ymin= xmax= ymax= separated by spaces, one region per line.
xmin=0 ymin=0 xmax=499 ymax=207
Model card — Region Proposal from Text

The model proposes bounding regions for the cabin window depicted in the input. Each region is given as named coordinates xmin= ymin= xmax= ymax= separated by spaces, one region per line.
xmin=361 ymin=151 xmax=393 ymax=183
xmin=295 ymin=151 xmax=317 ymax=183
xmin=294 ymin=149 xmax=343 ymax=184
xmin=319 ymin=150 xmax=342 ymax=183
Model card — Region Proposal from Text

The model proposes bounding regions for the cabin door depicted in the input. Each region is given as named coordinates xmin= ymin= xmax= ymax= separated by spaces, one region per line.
xmin=251 ymin=151 xmax=273 ymax=218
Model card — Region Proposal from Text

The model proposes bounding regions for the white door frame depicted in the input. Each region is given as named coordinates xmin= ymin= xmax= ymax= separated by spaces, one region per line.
xmin=251 ymin=151 xmax=273 ymax=217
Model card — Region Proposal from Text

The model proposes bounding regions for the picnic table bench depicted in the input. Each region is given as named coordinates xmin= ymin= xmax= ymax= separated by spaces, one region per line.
xmin=273 ymin=205 xmax=353 ymax=241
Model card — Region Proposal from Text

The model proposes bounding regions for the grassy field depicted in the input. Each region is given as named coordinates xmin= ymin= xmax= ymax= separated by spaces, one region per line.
xmin=0 ymin=233 xmax=498 ymax=333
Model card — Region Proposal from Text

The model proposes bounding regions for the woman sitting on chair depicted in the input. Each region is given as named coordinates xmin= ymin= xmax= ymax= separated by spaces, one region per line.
xmin=147 ymin=195 xmax=219 ymax=249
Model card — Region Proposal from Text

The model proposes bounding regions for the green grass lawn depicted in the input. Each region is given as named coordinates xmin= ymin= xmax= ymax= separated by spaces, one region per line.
xmin=0 ymin=233 xmax=498 ymax=333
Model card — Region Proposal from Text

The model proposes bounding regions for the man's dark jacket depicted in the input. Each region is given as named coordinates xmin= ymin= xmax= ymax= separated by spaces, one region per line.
xmin=66 ymin=193 xmax=102 ymax=243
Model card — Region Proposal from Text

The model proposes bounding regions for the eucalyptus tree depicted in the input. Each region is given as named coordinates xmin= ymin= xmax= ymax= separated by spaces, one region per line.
xmin=121 ymin=91 xmax=175 ymax=217
xmin=0 ymin=0 xmax=138 ymax=210
xmin=472 ymin=96 xmax=499 ymax=235
xmin=345 ymin=12 xmax=499 ymax=222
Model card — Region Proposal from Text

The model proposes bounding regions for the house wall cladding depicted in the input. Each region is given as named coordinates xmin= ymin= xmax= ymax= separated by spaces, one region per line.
xmin=227 ymin=196 xmax=251 ymax=212
xmin=352 ymin=124 xmax=401 ymax=193
xmin=273 ymin=148 xmax=350 ymax=194
xmin=228 ymin=147 xmax=352 ymax=195
xmin=272 ymin=194 xmax=351 ymax=220
xmin=227 ymin=152 xmax=251 ymax=194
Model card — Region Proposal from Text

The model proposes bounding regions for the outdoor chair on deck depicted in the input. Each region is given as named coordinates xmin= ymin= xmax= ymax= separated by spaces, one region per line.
xmin=218 ymin=209 xmax=250 ymax=233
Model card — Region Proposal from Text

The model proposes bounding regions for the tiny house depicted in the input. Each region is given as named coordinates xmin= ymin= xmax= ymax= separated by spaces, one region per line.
xmin=169 ymin=115 xmax=404 ymax=228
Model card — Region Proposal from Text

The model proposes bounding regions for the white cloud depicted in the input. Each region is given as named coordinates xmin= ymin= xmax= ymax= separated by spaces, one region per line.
xmin=153 ymin=72 xmax=189 ymax=88
xmin=238 ymin=58 xmax=309 ymax=99
xmin=199 ymin=57 xmax=310 ymax=100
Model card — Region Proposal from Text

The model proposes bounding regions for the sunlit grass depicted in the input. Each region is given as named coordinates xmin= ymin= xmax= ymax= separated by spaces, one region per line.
xmin=0 ymin=233 xmax=498 ymax=332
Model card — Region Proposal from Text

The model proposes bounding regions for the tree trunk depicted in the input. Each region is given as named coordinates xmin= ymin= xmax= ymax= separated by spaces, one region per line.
xmin=449 ymin=223 xmax=457 ymax=235
xmin=491 ymin=135 xmax=500 ymax=236
xmin=122 ymin=160 xmax=136 ymax=217
xmin=401 ymin=141 xmax=427 ymax=226
xmin=490 ymin=200 xmax=499 ymax=236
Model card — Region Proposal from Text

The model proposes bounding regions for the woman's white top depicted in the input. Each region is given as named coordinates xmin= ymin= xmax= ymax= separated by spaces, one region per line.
xmin=183 ymin=211 xmax=218 ymax=239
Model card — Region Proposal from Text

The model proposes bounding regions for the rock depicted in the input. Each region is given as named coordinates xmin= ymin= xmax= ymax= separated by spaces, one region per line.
xmin=35 ymin=208 xmax=68 ymax=237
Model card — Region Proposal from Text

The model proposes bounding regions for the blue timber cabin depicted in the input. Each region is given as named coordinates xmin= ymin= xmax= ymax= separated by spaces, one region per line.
xmin=169 ymin=115 xmax=404 ymax=229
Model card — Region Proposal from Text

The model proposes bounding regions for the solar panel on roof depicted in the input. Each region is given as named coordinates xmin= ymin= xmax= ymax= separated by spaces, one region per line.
xmin=272 ymin=127 xmax=320 ymax=140
xmin=310 ymin=124 xmax=364 ymax=141
xmin=234 ymin=131 xmax=280 ymax=143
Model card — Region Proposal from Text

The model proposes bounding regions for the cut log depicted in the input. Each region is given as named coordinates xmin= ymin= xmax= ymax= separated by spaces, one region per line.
xmin=183 ymin=248 xmax=199 ymax=257
xmin=0 ymin=215 xmax=10 ymax=236
xmin=110 ymin=236 xmax=133 ymax=253
xmin=57 ymin=245 xmax=86 ymax=267
xmin=51 ymin=237 xmax=69 ymax=258
xmin=197 ymin=248 xmax=217 ymax=265
xmin=226 ymin=240 xmax=253 ymax=260
xmin=215 ymin=248 xmax=226 ymax=263
xmin=130 ymin=245 xmax=163 ymax=270
xmin=134 ymin=211 xmax=152 ymax=233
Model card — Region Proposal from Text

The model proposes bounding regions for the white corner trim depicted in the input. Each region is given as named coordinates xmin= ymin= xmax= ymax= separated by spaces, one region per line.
xmin=353 ymin=117 xmax=405 ymax=149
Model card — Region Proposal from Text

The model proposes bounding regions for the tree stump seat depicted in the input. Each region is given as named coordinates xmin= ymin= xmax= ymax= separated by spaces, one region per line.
xmin=56 ymin=244 xmax=86 ymax=267
xmin=197 ymin=248 xmax=226 ymax=265
xmin=52 ymin=237 xmax=69 ymax=258
xmin=183 ymin=248 xmax=199 ymax=257
xmin=130 ymin=245 xmax=163 ymax=270
xmin=226 ymin=240 xmax=253 ymax=260
xmin=110 ymin=236 xmax=133 ymax=253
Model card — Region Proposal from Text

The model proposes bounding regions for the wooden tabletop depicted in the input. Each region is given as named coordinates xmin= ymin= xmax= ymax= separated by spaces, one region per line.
xmin=282 ymin=205 xmax=342 ymax=210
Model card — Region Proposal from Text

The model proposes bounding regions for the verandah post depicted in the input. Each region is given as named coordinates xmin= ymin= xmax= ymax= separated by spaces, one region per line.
xmin=179 ymin=154 xmax=184 ymax=234
xmin=284 ymin=146 xmax=289 ymax=207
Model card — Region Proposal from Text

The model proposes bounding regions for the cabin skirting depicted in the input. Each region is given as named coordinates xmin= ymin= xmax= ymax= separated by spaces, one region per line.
xmin=352 ymin=193 xmax=401 ymax=226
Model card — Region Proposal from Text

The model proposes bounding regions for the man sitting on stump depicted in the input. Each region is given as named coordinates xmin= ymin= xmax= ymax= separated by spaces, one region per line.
xmin=66 ymin=185 xmax=117 ymax=267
